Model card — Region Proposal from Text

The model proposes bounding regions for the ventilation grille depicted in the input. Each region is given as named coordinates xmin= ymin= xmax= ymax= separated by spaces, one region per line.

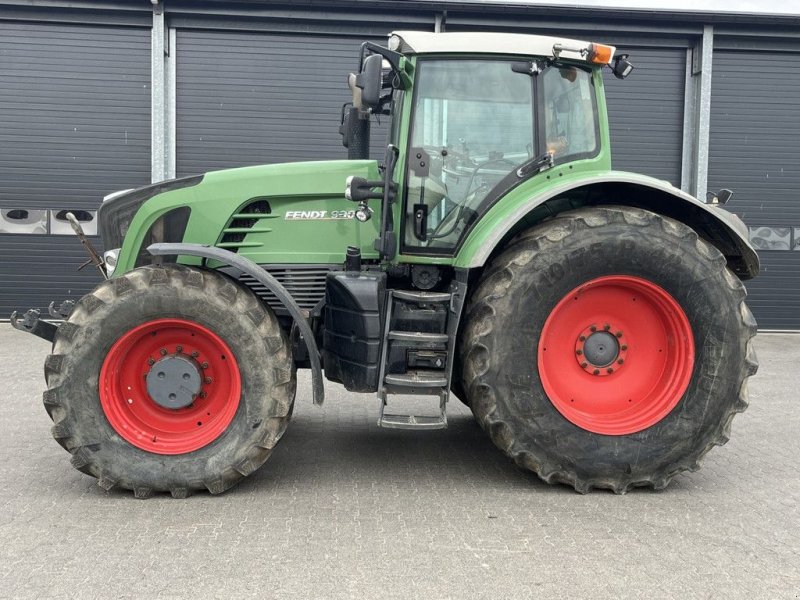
xmin=218 ymin=199 xmax=275 ymax=251
xmin=239 ymin=265 xmax=339 ymax=314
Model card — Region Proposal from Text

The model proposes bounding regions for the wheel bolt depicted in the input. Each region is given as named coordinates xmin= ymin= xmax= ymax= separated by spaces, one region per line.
xmin=191 ymin=351 xmax=199 ymax=358
xmin=201 ymin=362 xmax=209 ymax=369
xmin=199 ymin=391 xmax=207 ymax=399
xmin=576 ymin=349 xmax=583 ymax=355
xmin=159 ymin=348 xmax=167 ymax=356
xmin=618 ymin=359 xmax=624 ymax=365
xmin=147 ymin=358 xmax=155 ymax=366
xmin=176 ymin=345 xmax=183 ymax=353
xmin=581 ymin=362 xmax=588 ymax=368
xmin=604 ymin=324 xmax=611 ymax=331
xmin=204 ymin=377 xmax=212 ymax=384
xmin=590 ymin=326 xmax=597 ymax=332
xmin=607 ymin=368 xmax=614 ymax=374
xmin=593 ymin=369 xmax=600 ymax=376
xmin=621 ymin=345 xmax=628 ymax=351
xmin=579 ymin=335 xmax=586 ymax=342
xmin=616 ymin=332 xmax=623 ymax=338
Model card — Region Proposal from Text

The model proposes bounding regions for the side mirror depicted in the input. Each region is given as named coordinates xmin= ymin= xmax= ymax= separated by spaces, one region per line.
xmin=612 ymin=54 xmax=634 ymax=79
xmin=355 ymin=54 xmax=383 ymax=109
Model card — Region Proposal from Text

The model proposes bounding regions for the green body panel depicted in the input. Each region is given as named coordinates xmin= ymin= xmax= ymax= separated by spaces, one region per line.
xmin=115 ymin=160 xmax=382 ymax=274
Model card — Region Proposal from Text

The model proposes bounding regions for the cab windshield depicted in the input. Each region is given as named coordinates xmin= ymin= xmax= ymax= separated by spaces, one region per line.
xmin=403 ymin=58 xmax=598 ymax=252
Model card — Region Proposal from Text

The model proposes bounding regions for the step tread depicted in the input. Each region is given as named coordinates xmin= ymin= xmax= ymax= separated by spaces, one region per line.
xmin=387 ymin=330 xmax=449 ymax=343
xmin=391 ymin=289 xmax=451 ymax=303
xmin=384 ymin=371 xmax=448 ymax=388
xmin=378 ymin=413 xmax=448 ymax=430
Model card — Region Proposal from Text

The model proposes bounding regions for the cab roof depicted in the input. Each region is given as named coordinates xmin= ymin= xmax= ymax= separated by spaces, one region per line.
xmin=390 ymin=30 xmax=615 ymax=64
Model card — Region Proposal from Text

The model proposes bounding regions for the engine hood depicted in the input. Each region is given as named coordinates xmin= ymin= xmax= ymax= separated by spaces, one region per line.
xmin=200 ymin=159 xmax=380 ymax=199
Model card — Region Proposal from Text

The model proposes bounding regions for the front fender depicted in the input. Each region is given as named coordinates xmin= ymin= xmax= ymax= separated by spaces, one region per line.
xmin=455 ymin=170 xmax=759 ymax=279
xmin=147 ymin=243 xmax=325 ymax=406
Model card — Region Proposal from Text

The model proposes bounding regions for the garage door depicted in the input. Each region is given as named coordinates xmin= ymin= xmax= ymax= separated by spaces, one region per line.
xmin=708 ymin=51 xmax=800 ymax=329
xmin=0 ymin=22 xmax=151 ymax=316
xmin=603 ymin=46 xmax=686 ymax=186
xmin=176 ymin=31 xmax=391 ymax=177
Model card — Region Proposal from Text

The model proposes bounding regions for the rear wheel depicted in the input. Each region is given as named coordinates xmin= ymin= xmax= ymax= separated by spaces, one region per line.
xmin=44 ymin=264 xmax=295 ymax=498
xmin=460 ymin=206 xmax=758 ymax=493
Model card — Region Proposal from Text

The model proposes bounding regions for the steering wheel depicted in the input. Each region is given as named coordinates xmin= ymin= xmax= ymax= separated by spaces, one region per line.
xmin=426 ymin=155 xmax=518 ymax=242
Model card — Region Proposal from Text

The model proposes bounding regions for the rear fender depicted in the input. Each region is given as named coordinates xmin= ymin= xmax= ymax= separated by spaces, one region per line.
xmin=455 ymin=172 xmax=759 ymax=279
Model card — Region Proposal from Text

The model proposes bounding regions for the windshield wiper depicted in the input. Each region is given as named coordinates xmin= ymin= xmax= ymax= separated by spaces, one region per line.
xmin=516 ymin=152 xmax=554 ymax=179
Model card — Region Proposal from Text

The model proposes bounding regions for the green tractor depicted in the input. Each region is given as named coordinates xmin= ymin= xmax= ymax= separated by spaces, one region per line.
xmin=13 ymin=31 xmax=759 ymax=497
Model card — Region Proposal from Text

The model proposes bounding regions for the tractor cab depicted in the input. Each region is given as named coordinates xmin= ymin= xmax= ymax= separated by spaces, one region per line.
xmin=341 ymin=31 xmax=631 ymax=257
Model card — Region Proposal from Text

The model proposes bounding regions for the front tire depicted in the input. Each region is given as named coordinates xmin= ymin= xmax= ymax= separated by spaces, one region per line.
xmin=44 ymin=264 xmax=296 ymax=498
xmin=460 ymin=206 xmax=758 ymax=493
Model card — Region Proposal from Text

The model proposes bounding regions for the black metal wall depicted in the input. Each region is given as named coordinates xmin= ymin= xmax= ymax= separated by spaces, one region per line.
xmin=708 ymin=50 xmax=800 ymax=329
xmin=176 ymin=31 xmax=366 ymax=176
xmin=0 ymin=4 xmax=798 ymax=329
xmin=0 ymin=21 xmax=151 ymax=316
xmin=603 ymin=47 xmax=685 ymax=186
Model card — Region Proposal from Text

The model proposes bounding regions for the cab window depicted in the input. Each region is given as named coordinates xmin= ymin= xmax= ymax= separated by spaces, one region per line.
xmin=403 ymin=59 xmax=535 ymax=251
xmin=542 ymin=66 xmax=598 ymax=161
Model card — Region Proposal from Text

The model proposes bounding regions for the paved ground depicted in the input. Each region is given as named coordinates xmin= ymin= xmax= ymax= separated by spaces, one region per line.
xmin=0 ymin=325 xmax=798 ymax=599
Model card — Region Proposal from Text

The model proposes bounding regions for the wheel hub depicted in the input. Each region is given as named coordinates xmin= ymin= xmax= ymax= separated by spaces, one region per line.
xmin=574 ymin=323 xmax=628 ymax=376
xmin=145 ymin=354 xmax=203 ymax=409
xmin=582 ymin=331 xmax=618 ymax=367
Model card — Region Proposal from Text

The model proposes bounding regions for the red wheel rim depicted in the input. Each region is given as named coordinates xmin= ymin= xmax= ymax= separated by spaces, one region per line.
xmin=99 ymin=318 xmax=241 ymax=454
xmin=538 ymin=275 xmax=694 ymax=435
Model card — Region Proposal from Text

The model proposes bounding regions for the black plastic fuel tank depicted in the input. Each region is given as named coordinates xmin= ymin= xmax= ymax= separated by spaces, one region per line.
xmin=322 ymin=271 xmax=386 ymax=392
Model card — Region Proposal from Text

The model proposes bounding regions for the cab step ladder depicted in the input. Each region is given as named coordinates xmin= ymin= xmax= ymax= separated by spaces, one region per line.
xmin=377 ymin=281 xmax=466 ymax=430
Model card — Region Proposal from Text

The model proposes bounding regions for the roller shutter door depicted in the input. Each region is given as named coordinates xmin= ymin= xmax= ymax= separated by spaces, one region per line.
xmin=0 ymin=22 xmax=151 ymax=316
xmin=708 ymin=51 xmax=800 ymax=329
xmin=176 ymin=31 xmax=390 ymax=177
xmin=603 ymin=46 xmax=686 ymax=186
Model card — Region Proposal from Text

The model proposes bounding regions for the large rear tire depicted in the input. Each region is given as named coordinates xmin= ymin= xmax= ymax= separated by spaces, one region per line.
xmin=43 ymin=264 xmax=295 ymax=498
xmin=459 ymin=206 xmax=758 ymax=493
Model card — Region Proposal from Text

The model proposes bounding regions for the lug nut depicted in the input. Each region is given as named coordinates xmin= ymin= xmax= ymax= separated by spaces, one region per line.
xmin=201 ymin=362 xmax=209 ymax=369
xmin=607 ymin=368 xmax=614 ymax=374
xmin=593 ymin=369 xmax=600 ymax=376
xmin=618 ymin=359 xmax=624 ymax=365
xmin=191 ymin=351 xmax=199 ymax=358
xmin=616 ymin=332 xmax=623 ymax=338
xmin=604 ymin=324 xmax=611 ymax=331
xmin=204 ymin=377 xmax=212 ymax=384
xmin=176 ymin=345 xmax=183 ymax=352
xmin=579 ymin=335 xmax=586 ymax=342
xmin=199 ymin=391 xmax=207 ymax=399
xmin=159 ymin=348 xmax=167 ymax=356
xmin=590 ymin=326 xmax=597 ymax=332
xmin=576 ymin=349 xmax=583 ymax=355
xmin=621 ymin=345 xmax=628 ymax=351
xmin=581 ymin=362 xmax=588 ymax=368
xmin=147 ymin=358 xmax=155 ymax=366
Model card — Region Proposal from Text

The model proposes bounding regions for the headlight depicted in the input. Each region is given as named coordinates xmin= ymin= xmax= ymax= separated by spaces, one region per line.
xmin=98 ymin=193 xmax=146 ymax=249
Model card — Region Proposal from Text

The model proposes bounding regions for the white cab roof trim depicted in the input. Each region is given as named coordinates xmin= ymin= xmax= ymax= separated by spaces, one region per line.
xmin=391 ymin=31 xmax=613 ymax=62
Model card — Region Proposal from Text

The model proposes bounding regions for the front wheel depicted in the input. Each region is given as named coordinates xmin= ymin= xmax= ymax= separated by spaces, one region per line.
xmin=460 ymin=206 xmax=758 ymax=493
xmin=44 ymin=264 xmax=296 ymax=498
